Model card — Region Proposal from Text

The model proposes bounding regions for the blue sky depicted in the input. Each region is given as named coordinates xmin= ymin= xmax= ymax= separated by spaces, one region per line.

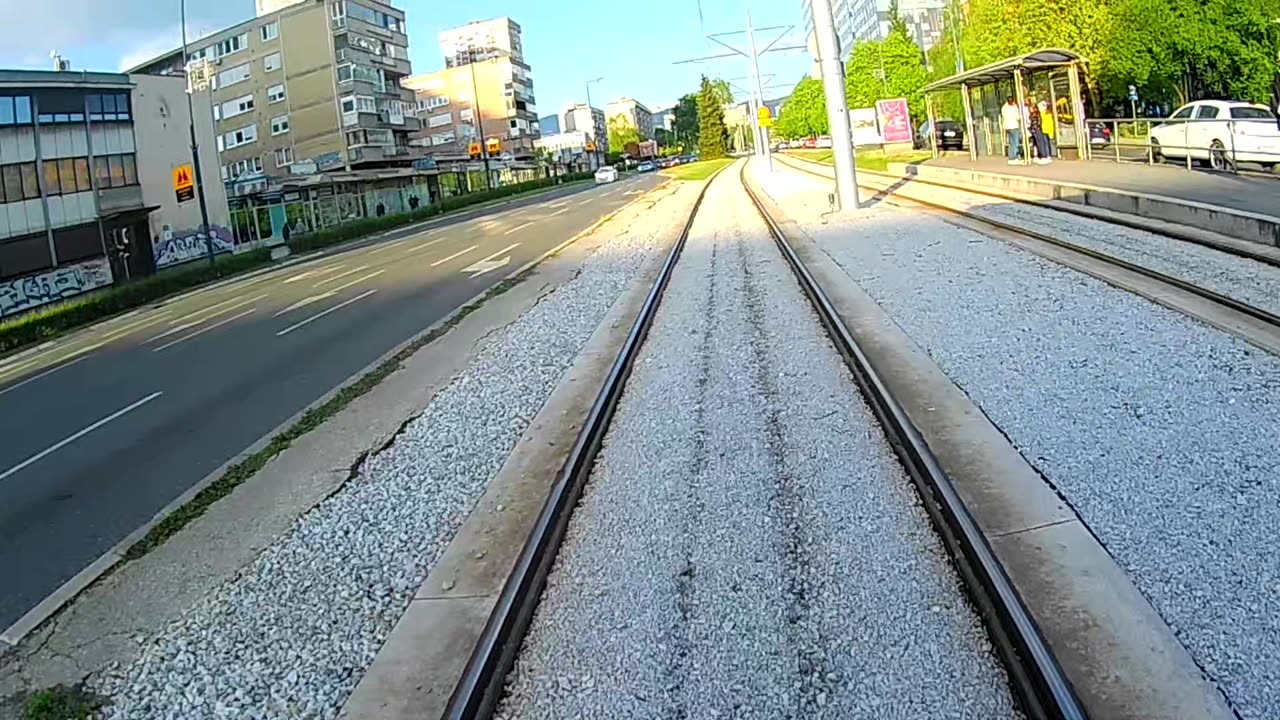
xmin=0 ymin=0 xmax=810 ymax=115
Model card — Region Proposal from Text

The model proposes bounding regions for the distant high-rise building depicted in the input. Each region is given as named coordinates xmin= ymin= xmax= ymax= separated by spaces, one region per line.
xmin=438 ymin=17 xmax=524 ymax=68
xmin=605 ymin=97 xmax=654 ymax=141
xmin=802 ymin=0 xmax=945 ymax=59
xmin=404 ymin=17 xmax=538 ymax=162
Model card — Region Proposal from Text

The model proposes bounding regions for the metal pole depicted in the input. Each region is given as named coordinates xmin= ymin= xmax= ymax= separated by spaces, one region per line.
xmin=469 ymin=48 xmax=492 ymax=190
xmin=746 ymin=9 xmax=772 ymax=170
xmin=810 ymin=0 xmax=858 ymax=209
xmin=949 ymin=0 xmax=965 ymax=72
xmin=586 ymin=77 xmax=603 ymax=169
xmin=961 ymin=82 xmax=977 ymax=160
xmin=1014 ymin=68 xmax=1030 ymax=164
xmin=925 ymin=93 xmax=938 ymax=157
xmin=182 ymin=0 xmax=216 ymax=266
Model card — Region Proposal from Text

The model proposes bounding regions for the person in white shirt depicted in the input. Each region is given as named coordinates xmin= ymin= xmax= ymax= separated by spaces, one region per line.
xmin=1001 ymin=96 xmax=1024 ymax=164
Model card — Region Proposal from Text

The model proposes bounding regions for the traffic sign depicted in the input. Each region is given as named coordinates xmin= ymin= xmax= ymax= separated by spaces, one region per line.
xmin=486 ymin=137 xmax=501 ymax=154
xmin=585 ymin=141 xmax=596 ymax=152
xmin=173 ymin=163 xmax=194 ymax=203
xmin=757 ymin=105 xmax=772 ymax=128
xmin=468 ymin=142 xmax=482 ymax=158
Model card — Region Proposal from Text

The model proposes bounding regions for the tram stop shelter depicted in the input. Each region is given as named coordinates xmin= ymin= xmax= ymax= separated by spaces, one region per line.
xmin=920 ymin=49 xmax=1089 ymax=163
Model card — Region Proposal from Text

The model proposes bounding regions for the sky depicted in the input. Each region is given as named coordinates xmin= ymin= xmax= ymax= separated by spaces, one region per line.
xmin=0 ymin=0 xmax=812 ymax=116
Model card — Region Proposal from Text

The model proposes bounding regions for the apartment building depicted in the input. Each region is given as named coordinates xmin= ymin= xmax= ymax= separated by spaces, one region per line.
xmin=560 ymin=103 xmax=606 ymax=154
xmin=439 ymin=18 xmax=524 ymax=68
xmin=802 ymin=0 xmax=946 ymax=59
xmin=605 ymin=97 xmax=654 ymax=140
xmin=0 ymin=70 xmax=229 ymax=317
xmin=404 ymin=18 xmax=539 ymax=163
xmin=130 ymin=0 xmax=421 ymax=198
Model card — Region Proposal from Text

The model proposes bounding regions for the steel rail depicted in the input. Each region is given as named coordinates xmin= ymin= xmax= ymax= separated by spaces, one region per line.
xmin=739 ymin=161 xmax=1087 ymax=720
xmin=441 ymin=164 xmax=730 ymax=720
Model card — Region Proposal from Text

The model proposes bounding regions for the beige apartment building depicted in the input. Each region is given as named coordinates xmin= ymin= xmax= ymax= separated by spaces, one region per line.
xmin=129 ymin=0 xmax=421 ymax=198
xmin=404 ymin=18 xmax=539 ymax=166
xmin=606 ymin=97 xmax=655 ymax=140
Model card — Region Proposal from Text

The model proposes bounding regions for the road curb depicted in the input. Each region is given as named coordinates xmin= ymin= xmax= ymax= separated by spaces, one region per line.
xmin=0 ymin=179 xmax=664 ymax=652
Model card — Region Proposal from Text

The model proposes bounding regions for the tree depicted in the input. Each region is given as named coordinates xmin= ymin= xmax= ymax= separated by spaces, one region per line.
xmin=673 ymin=93 xmax=700 ymax=148
xmin=607 ymin=114 xmax=641 ymax=156
xmin=774 ymin=76 xmax=828 ymax=140
xmin=708 ymin=78 xmax=734 ymax=107
xmin=887 ymin=0 xmax=911 ymax=40
xmin=845 ymin=25 xmax=929 ymax=123
xmin=654 ymin=127 xmax=676 ymax=147
xmin=697 ymin=75 xmax=729 ymax=159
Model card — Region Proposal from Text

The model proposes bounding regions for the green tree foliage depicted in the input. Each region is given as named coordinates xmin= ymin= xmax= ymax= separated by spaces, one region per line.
xmin=774 ymin=76 xmax=829 ymax=140
xmin=709 ymin=78 xmax=735 ymax=107
xmin=607 ymin=114 xmax=642 ymax=156
xmin=846 ymin=25 xmax=930 ymax=122
xmin=697 ymin=75 xmax=730 ymax=159
xmin=673 ymin=93 xmax=700 ymax=147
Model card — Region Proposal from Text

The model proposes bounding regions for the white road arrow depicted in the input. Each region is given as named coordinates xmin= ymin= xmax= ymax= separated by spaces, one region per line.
xmin=462 ymin=243 xmax=519 ymax=278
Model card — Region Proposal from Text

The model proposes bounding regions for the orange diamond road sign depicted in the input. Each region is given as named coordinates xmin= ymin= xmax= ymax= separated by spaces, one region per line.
xmin=756 ymin=105 xmax=773 ymax=128
xmin=173 ymin=163 xmax=195 ymax=203
xmin=468 ymin=142 xmax=482 ymax=158
xmin=585 ymin=142 xmax=595 ymax=152
xmin=485 ymin=138 xmax=501 ymax=154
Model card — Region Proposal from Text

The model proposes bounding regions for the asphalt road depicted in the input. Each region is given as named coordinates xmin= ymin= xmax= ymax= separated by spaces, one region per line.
xmin=0 ymin=173 xmax=664 ymax=630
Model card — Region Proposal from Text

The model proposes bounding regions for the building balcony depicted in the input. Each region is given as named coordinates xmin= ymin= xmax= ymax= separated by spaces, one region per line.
xmin=98 ymin=185 xmax=145 ymax=215
xmin=348 ymin=144 xmax=426 ymax=166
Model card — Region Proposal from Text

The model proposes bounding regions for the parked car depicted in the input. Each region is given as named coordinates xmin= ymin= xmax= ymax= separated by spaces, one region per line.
xmin=594 ymin=166 xmax=618 ymax=184
xmin=1088 ymin=120 xmax=1112 ymax=145
xmin=815 ymin=136 xmax=833 ymax=148
xmin=913 ymin=120 xmax=965 ymax=150
xmin=1149 ymin=100 xmax=1280 ymax=171
xmin=637 ymin=161 xmax=656 ymax=172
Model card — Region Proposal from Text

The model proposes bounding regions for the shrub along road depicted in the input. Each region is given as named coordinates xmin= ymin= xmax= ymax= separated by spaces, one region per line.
xmin=0 ymin=172 xmax=662 ymax=632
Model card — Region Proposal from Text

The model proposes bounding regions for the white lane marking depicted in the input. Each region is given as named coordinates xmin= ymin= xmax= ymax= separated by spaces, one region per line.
xmin=430 ymin=245 xmax=478 ymax=267
xmin=367 ymin=238 xmax=412 ymax=254
xmin=0 ymin=392 xmax=163 ymax=482
xmin=283 ymin=264 xmax=345 ymax=284
xmin=276 ymin=289 xmax=377 ymax=337
xmin=546 ymin=201 xmax=568 ymax=209
xmin=548 ymin=207 xmax=567 ymax=217
xmin=577 ymin=197 xmax=594 ymax=206
xmin=274 ymin=291 xmax=337 ymax=317
xmin=152 ymin=308 xmax=256 ymax=352
xmin=148 ymin=294 xmax=267 ymax=343
xmin=504 ymin=221 xmax=534 ymax=235
xmin=97 ymin=311 xmax=175 ymax=342
xmin=163 ymin=292 xmax=256 ymax=322
xmin=462 ymin=243 xmax=519 ymax=278
xmin=0 ymin=355 xmax=92 ymax=397
xmin=402 ymin=236 xmax=449 ymax=255
xmin=328 ymin=269 xmax=385 ymax=294
xmin=0 ymin=357 xmax=39 ymax=378
xmin=313 ymin=265 xmax=369 ymax=287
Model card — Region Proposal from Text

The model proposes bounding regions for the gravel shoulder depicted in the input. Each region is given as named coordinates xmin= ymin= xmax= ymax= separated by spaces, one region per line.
xmin=497 ymin=165 xmax=1020 ymax=720
xmin=0 ymin=182 xmax=694 ymax=719
xmin=761 ymin=162 xmax=1280 ymax=720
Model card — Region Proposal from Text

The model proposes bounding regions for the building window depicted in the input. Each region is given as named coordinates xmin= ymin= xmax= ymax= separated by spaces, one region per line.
xmin=428 ymin=112 xmax=452 ymax=128
xmin=267 ymin=84 xmax=286 ymax=103
xmin=264 ymin=52 xmax=282 ymax=72
xmin=336 ymin=63 xmax=353 ymax=83
xmin=430 ymin=131 xmax=455 ymax=146
xmin=219 ymin=94 xmax=255 ymax=121
xmin=87 ymin=93 xmax=130 ymax=122
xmin=261 ymin=22 xmax=279 ymax=41
xmin=341 ymin=95 xmax=377 ymax=114
xmin=0 ymin=162 xmax=43 ymax=204
xmin=220 ymin=123 xmax=257 ymax=150
xmin=218 ymin=62 xmax=252 ymax=88
xmin=275 ymin=147 xmax=294 ymax=166
xmin=87 ymin=153 xmax=137 ymax=191
xmin=346 ymin=2 xmax=403 ymax=33
xmin=271 ymin=115 xmax=290 ymax=135
xmin=0 ymin=96 xmax=33 ymax=126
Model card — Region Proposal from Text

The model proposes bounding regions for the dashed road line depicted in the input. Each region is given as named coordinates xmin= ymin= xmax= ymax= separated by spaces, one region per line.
xmin=276 ymin=289 xmax=378 ymax=337
xmin=313 ymin=265 xmax=370 ymax=287
xmin=0 ymin=391 xmax=163 ymax=482
xmin=505 ymin=221 xmax=534 ymax=235
xmin=430 ymin=245 xmax=478 ymax=267
xmin=152 ymin=308 xmax=256 ymax=352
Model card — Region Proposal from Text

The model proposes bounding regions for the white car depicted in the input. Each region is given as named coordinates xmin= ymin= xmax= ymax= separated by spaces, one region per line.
xmin=594 ymin=166 xmax=618 ymax=184
xmin=1149 ymin=100 xmax=1280 ymax=171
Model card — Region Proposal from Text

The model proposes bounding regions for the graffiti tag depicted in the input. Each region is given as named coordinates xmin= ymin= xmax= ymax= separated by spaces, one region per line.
xmin=153 ymin=225 xmax=235 ymax=268
xmin=0 ymin=258 xmax=114 ymax=318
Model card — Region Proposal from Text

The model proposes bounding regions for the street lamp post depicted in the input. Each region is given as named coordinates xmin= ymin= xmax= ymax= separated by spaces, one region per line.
xmin=181 ymin=0 xmax=216 ymax=266
xmin=467 ymin=46 xmax=493 ymax=191
xmin=585 ymin=76 xmax=603 ymax=169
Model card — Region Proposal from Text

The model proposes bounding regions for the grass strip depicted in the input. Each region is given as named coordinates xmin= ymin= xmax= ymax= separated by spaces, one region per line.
xmin=662 ymin=158 xmax=735 ymax=181
xmin=22 ymin=684 xmax=103 ymax=720
xmin=784 ymin=148 xmax=933 ymax=171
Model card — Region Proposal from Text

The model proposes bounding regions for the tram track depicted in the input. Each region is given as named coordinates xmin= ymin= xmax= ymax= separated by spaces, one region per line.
xmin=440 ymin=159 xmax=1085 ymax=720
xmin=779 ymin=155 xmax=1280 ymax=356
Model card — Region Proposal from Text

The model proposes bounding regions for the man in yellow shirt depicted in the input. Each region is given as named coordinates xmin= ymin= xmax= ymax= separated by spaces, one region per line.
xmin=1039 ymin=99 xmax=1056 ymax=157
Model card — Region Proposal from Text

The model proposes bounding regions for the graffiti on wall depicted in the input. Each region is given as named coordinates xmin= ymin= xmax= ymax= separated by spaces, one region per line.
xmin=0 ymin=258 xmax=114 ymax=318
xmin=153 ymin=225 xmax=235 ymax=268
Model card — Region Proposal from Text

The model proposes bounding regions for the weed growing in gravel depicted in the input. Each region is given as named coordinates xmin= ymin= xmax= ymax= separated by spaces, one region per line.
xmin=22 ymin=684 xmax=102 ymax=720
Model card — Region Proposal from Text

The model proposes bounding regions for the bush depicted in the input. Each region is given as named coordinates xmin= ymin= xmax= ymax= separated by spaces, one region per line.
xmin=287 ymin=173 xmax=594 ymax=254
xmin=0 ymin=249 xmax=272 ymax=355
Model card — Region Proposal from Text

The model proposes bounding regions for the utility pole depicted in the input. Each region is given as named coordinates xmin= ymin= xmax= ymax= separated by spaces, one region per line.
xmin=468 ymin=46 xmax=493 ymax=190
xmin=181 ymin=0 xmax=216 ymax=266
xmin=948 ymin=0 xmax=965 ymax=72
xmin=745 ymin=9 xmax=773 ymax=171
xmin=810 ymin=0 xmax=859 ymax=210
xmin=585 ymin=76 xmax=603 ymax=169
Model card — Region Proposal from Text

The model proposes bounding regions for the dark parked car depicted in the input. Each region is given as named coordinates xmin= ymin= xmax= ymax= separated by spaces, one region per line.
xmin=914 ymin=120 xmax=965 ymax=150
xmin=1088 ymin=121 xmax=1113 ymax=144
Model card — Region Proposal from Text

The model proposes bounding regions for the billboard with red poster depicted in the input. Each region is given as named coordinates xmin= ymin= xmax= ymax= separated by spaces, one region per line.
xmin=876 ymin=98 xmax=912 ymax=144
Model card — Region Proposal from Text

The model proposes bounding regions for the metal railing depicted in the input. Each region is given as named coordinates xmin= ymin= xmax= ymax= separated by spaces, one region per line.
xmin=1084 ymin=117 xmax=1280 ymax=176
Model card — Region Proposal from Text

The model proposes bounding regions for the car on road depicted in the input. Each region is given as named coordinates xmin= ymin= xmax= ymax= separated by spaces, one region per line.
xmin=914 ymin=120 xmax=965 ymax=151
xmin=636 ymin=161 xmax=656 ymax=172
xmin=1149 ymin=100 xmax=1280 ymax=171
xmin=1088 ymin=120 xmax=1113 ymax=145
xmin=594 ymin=166 xmax=618 ymax=184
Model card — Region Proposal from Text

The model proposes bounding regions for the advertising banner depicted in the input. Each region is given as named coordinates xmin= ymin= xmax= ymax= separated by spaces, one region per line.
xmin=876 ymin=98 xmax=912 ymax=144
xmin=849 ymin=107 xmax=882 ymax=146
